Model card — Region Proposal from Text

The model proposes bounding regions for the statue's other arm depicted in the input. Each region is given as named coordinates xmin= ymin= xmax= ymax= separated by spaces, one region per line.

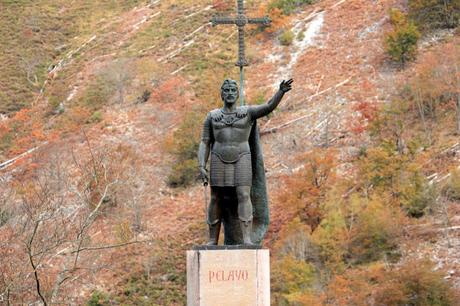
xmin=248 ymin=79 xmax=293 ymax=120
xmin=198 ymin=114 xmax=213 ymax=185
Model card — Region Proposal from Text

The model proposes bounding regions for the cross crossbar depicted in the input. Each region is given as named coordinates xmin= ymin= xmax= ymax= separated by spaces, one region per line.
xmin=210 ymin=1 xmax=271 ymax=105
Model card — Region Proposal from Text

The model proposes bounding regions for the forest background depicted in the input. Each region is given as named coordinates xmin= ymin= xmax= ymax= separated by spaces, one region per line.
xmin=1 ymin=0 xmax=460 ymax=305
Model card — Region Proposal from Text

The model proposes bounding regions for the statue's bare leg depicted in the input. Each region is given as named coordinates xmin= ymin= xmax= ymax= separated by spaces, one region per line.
xmin=207 ymin=187 xmax=222 ymax=245
xmin=236 ymin=186 xmax=253 ymax=245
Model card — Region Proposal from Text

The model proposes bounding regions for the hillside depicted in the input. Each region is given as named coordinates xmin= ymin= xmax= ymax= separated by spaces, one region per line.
xmin=1 ymin=0 xmax=460 ymax=305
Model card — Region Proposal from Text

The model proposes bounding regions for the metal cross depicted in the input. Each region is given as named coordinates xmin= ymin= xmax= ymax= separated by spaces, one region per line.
xmin=211 ymin=0 xmax=271 ymax=105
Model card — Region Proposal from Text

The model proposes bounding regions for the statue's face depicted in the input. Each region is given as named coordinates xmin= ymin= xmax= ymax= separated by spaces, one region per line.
xmin=221 ymin=84 xmax=239 ymax=105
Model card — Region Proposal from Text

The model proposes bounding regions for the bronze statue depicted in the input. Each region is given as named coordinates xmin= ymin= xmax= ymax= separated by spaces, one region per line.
xmin=198 ymin=78 xmax=293 ymax=245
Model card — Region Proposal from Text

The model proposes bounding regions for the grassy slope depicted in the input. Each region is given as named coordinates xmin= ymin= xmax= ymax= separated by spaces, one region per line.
xmin=0 ymin=0 xmax=144 ymax=114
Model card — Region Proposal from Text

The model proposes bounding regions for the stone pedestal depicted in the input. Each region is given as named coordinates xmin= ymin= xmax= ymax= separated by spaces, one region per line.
xmin=187 ymin=246 xmax=270 ymax=306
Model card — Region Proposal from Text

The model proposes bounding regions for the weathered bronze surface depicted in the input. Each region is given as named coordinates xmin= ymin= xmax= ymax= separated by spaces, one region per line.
xmin=198 ymin=79 xmax=293 ymax=245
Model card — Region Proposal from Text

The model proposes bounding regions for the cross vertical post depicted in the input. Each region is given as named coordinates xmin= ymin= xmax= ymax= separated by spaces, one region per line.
xmin=211 ymin=0 xmax=271 ymax=106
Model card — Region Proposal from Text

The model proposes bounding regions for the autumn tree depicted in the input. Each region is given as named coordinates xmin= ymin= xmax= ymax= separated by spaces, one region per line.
xmin=397 ymin=42 xmax=460 ymax=135
xmin=357 ymin=141 xmax=435 ymax=218
xmin=272 ymin=254 xmax=317 ymax=305
xmin=278 ymin=148 xmax=337 ymax=231
xmin=385 ymin=8 xmax=421 ymax=66
xmin=326 ymin=259 xmax=459 ymax=305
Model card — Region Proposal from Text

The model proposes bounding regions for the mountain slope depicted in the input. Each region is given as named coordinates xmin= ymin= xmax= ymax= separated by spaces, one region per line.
xmin=1 ymin=0 xmax=460 ymax=304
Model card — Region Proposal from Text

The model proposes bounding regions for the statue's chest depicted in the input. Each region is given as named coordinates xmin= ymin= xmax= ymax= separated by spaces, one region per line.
xmin=212 ymin=113 xmax=251 ymax=130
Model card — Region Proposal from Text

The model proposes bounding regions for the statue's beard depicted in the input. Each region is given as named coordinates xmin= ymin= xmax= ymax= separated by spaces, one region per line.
xmin=224 ymin=95 xmax=237 ymax=104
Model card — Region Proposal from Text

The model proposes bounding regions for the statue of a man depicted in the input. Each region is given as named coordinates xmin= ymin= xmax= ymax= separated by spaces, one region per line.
xmin=198 ymin=78 xmax=293 ymax=245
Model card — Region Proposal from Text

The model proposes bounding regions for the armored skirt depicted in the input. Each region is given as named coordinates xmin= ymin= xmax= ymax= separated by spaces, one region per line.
xmin=210 ymin=152 xmax=252 ymax=187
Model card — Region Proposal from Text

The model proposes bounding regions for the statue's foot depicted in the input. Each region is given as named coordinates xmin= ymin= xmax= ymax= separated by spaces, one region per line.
xmin=206 ymin=222 xmax=221 ymax=246
xmin=240 ymin=220 xmax=253 ymax=246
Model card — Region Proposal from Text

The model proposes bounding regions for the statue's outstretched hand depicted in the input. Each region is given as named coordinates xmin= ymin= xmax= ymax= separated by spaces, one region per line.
xmin=200 ymin=167 xmax=209 ymax=186
xmin=280 ymin=79 xmax=293 ymax=93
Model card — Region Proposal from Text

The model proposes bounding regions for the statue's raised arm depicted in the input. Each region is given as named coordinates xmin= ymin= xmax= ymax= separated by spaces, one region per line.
xmin=248 ymin=79 xmax=293 ymax=120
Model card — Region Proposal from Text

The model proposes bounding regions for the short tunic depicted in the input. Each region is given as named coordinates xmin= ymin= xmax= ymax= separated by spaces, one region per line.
xmin=210 ymin=152 xmax=252 ymax=187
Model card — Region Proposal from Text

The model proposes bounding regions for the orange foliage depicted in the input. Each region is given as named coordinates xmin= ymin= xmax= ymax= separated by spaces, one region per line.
xmin=62 ymin=106 xmax=92 ymax=131
xmin=150 ymin=76 xmax=187 ymax=104
xmin=2 ymin=107 xmax=49 ymax=157
xmin=0 ymin=121 xmax=11 ymax=136
xmin=326 ymin=259 xmax=459 ymax=306
xmin=254 ymin=4 xmax=289 ymax=34
xmin=325 ymin=263 xmax=383 ymax=306
xmin=278 ymin=149 xmax=336 ymax=231
xmin=409 ymin=42 xmax=460 ymax=117
xmin=12 ymin=108 xmax=32 ymax=122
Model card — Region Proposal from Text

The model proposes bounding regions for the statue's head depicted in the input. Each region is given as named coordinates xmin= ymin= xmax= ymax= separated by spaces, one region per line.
xmin=220 ymin=79 xmax=239 ymax=105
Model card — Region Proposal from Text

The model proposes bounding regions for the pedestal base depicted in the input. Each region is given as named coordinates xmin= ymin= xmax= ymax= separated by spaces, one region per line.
xmin=186 ymin=246 xmax=270 ymax=306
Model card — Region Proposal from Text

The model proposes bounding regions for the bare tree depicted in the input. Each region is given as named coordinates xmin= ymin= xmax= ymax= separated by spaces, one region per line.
xmin=0 ymin=138 xmax=149 ymax=304
xmin=103 ymin=59 xmax=133 ymax=104
xmin=20 ymin=57 xmax=41 ymax=88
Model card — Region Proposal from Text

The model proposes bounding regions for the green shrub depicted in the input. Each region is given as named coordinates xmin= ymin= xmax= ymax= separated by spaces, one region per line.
xmin=312 ymin=194 xmax=402 ymax=268
xmin=86 ymin=291 xmax=110 ymax=306
xmin=167 ymin=112 xmax=202 ymax=188
xmin=0 ymin=208 xmax=10 ymax=227
xmin=409 ymin=0 xmax=460 ymax=30
xmin=348 ymin=198 xmax=402 ymax=264
xmin=385 ymin=9 xmax=421 ymax=65
xmin=86 ymin=111 xmax=103 ymax=123
xmin=442 ymin=169 xmax=460 ymax=200
xmin=311 ymin=203 xmax=348 ymax=272
xmin=0 ymin=130 xmax=13 ymax=154
xmin=400 ymin=170 xmax=437 ymax=218
xmin=269 ymin=0 xmax=314 ymax=15
xmin=279 ymin=29 xmax=295 ymax=46
xmin=167 ymin=159 xmax=198 ymax=188
xmin=111 ymin=243 xmax=187 ymax=305
xmin=296 ymin=30 xmax=305 ymax=41
xmin=272 ymin=255 xmax=317 ymax=305
xmin=80 ymin=76 xmax=114 ymax=111
xmin=48 ymin=95 xmax=61 ymax=110
xmin=357 ymin=140 xmax=435 ymax=218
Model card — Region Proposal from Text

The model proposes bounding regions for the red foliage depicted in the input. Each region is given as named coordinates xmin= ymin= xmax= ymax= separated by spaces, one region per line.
xmin=12 ymin=108 xmax=32 ymax=122
xmin=348 ymin=101 xmax=379 ymax=135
